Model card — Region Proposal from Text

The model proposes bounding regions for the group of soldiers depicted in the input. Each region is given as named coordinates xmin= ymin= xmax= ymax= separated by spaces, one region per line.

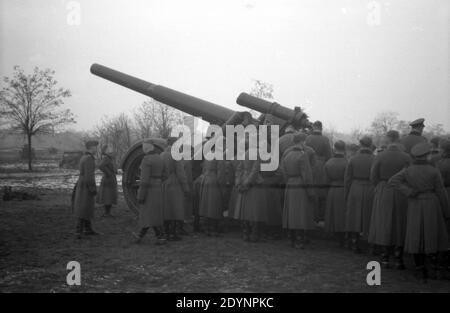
xmin=72 ymin=117 xmax=450 ymax=283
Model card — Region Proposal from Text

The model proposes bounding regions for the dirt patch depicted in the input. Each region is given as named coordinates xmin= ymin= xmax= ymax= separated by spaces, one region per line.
xmin=0 ymin=189 xmax=449 ymax=293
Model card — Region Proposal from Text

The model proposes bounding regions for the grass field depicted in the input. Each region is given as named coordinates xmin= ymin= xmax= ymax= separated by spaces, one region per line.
xmin=0 ymin=189 xmax=449 ymax=293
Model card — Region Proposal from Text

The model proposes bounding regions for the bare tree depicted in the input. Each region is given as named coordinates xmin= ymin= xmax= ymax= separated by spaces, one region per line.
xmin=249 ymin=79 xmax=274 ymax=119
xmin=133 ymin=102 xmax=155 ymax=139
xmin=95 ymin=113 xmax=134 ymax=165
xmin=139 ymin=99 xmax=183 ymax=139
xmin=0 ymin=66 xmax=74 ymax=171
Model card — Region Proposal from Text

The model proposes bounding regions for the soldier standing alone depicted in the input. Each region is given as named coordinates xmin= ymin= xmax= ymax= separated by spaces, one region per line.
xmin=96 ymin=144 xmax=118 ymax=217
xmin=73 ymin=140 xmax=99 ymax=239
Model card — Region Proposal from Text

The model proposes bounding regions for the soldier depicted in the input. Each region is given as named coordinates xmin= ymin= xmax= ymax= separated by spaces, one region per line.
xmin=430 ymin=136 xmax=442 ymax=165
xmin=436 ymin=139 xmax=450 ymax=274
xmin=389 ymin=143 xmax=449 ymax=281
xmin=400 ymin=118 xmax=427 ymax=155
xmin=347 ymin=143 xmax=359 ymax=159
xmin=305 ymin=121 xmax=332 ymax=222
xmin=278 ymin=124 xmax=296 ymax=157
xmin=73 ymin=140 xmax=99 ymax=239
xmin=199 ymin=153 xmax=224 ymax=237
xmin=133 ymin=141 xmax=166 ymax=244
xmin=235 ymin=141 xmax=267 ymax=242
xmin=344 ymin=136 xmax=375 ymax=253
xmin=323 ymin=140 xmax=348 ymax=247
xmin=96 ymin=144 xmax=118 ymax=217
xmin=368 ymin=130 xmax=412 ymax=269
xmin=161 ymin=137 xmax=190 ymax=241
xmin=281 ymin=133 xmax=315 ymax=249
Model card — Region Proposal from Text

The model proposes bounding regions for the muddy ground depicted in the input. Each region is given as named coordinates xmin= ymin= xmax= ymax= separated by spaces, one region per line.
xmin=0 ymin=188 xmax=449 ymax=293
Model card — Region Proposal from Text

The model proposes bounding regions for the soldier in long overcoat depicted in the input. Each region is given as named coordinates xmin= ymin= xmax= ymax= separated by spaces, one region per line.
xmin=305 ymin=121 xmax=332 ymax=222
xmin=389 ymin=142 xmax=449 ymax=281
xmin=235 ymin=146 xmax=267 ymax=242
xmin=323 ymin=140 xmax=348 ymax=247
xmin=400 ymin=118 xmax=428 ymax=155
xmin=344 ymin=136 xmax=375 ymax=253
xmin=435 ymin=139 xmax=450 ymax=275
xmin=368 ymin=131 xmax=411 ymax=268
xmin=133 ymin=141 xmax=166 ymax=244
xmin=96 ymin=144 xmax=118 ymax=217
xmin=281 ymin=133 xmax=315 ymax=249
xmin=161 ymin=138 xmax=190 ymax=241
xmin=73 ymin=140 xmax=99 ymax=238
xmin=199 ymin=157 xmax=224 ymax=236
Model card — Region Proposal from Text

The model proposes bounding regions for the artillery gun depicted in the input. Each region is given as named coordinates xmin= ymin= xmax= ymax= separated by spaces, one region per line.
xmin=90 ymin=63 xmax=310 ymax=214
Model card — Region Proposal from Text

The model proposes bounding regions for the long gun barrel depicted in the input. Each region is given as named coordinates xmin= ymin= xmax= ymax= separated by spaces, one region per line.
xmin=90 ymin=63 xmax=236 ymax=125
xmin=236 ymin=92 xmax=310 ymax=129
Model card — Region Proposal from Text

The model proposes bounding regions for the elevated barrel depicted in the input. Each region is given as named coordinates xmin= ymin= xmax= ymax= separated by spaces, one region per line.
xmin=90 ymin=63 xmax=235 ymax=125
xmin=236 ymin=92 xmax=310 ymax=128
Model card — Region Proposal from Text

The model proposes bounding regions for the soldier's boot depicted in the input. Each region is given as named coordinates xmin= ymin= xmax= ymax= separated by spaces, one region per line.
xmin=249 ymin=222 xmax=261 ymax=243
xmin=132 ymin=227 xmax=149 ymax=244
xmin=351 ymin=233 xmax=361 ymax=254
xmin=75 ymin=218 xmax=84 ymax=239
xmin=152 ymin=227 xmax=167 ymax=245
xmin=413 ymin=254 xmax=427 ymax=283
xmin=164 ymin=221 xmax=172 ymax=241
xmin=337 ymin=232 xmax=345 ymax=248
xmin=172 ymin=221 xmax=182 ymax=241
xmin=242 ymin=222 xmax=251 ymax=242
xmin=102 ymin=205 xmax=113 ymax=218
xmin=380 ymin=246 xmax=390 ymax=269
xmin=213 ymin=219 xmax=222 ymax=237
xmin=84 ymin=220 xmax=100 ymax=236
xmin=294 ymin=230 xmax=305 ymax=249
xmin=394 ymin=247 xmax=405 ymax=270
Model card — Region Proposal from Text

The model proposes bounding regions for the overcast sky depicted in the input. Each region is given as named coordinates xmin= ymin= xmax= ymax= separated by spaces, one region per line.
xmin=0 ymin=0 xmax=448 ymax=133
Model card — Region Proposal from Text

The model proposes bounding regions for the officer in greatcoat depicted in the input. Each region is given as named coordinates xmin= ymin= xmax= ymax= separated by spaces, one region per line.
xmin=305 ymin=121 xmax=332 ymax=222
xmin=389 ymin=142 xmax=449 ymax=282
xmin=161 ymin=137 xmax=190 ymax=241
xmin=96 ymin=144 xmax=118 ymax=217
xmin=133 ymin=141 xmax=166 ymax=244
xmin=436 ymin=139 xmax=450 ymax=275
xmin=368 ymin=130 xmax=412 ymax=269
xmin=323 ymin=140 xmax=348 ymax=247
xmin=235 ymin=143 xmax=267 ymax=242
xmin=281 ymin=133 xmax=315 ymax=249
xmin=73 ymin=140 xmax=99 ymax=239
xmin=344 ymin=136 xmax=375 ymax=253
xmin=400 ymin=118 xmax=428 ymax=155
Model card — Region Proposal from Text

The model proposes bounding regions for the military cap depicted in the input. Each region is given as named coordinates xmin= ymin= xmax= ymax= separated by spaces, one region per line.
xmin=430 ymin=136 xmax=441 ymax=147
xmin=312 ymin=120 xmax=323 ymax=129
xmin=293 ymin=132 xmax=307 ymax=143
xmin=409 ymin=118 xmax=425 ymax=127
xmin=101 ymin=144 xmax=109 ymax=154
xmin=348 ymin=143 xmax=359 ymax=152
xmin=334 ymin=140 xmax=346 ymax=151
xmin=359 ymin=136 xmax=373 ymax=148
xmin=411 ymin=142 xmax=432 ymax=157
xmin=142 ymin=141 xmax=155 ymax=154
xmin=386 ymin=130 xmax=400 ymax=141
xmin=439 ymin=139 xmax=450 ymax=153
xmin=85 ymin=140 xmax=99 ymax=149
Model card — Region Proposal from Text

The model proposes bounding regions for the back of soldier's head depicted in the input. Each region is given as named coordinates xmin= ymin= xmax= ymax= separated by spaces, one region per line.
xmin=359 ymin=136 xmax=373 ymax=148
xmin=386 ymin=130 xmax=400 ymax=143
xmin=334 ymin=140 xmax=346 ymax=153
